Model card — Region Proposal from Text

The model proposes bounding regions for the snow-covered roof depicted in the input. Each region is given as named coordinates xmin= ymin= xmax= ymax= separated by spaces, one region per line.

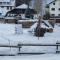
xmin=0 ymin=0 xmax=10 ymax=2
xmin=16 ymin=4 xmax=33 ymax=9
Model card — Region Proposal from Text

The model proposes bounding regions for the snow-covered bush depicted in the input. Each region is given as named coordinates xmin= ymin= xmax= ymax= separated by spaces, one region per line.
xmin=34 ymin=28 xmax=46 ymax=37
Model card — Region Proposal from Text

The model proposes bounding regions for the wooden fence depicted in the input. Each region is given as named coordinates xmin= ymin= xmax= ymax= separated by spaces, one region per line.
xmin=0 ymin=43 xmax=60 ymax=55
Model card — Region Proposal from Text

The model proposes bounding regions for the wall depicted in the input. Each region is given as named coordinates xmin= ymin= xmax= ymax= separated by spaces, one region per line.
xmin=49 ymin=0 xmax=60 ymax=16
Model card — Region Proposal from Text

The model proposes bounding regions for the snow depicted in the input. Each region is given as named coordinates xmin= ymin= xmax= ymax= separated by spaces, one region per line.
xmin=18 ymin=19 xmax=38 ymax=22
xmin=0 ymin=54 xmax=60 ymax=60
xmin=43 ymin=20 xmax=53 ymax=28
xmin=16 ymin=4 xmax=34 ymax=9
xmin=0 ymin=0 xmax=10 ymax=2
xmin=0 ymin=24 xmax=23 ymax=35
xmin=29 ymin=20 xmax=53 ymax=33
xmin=0 ymin=23 xmax=59 ymax=59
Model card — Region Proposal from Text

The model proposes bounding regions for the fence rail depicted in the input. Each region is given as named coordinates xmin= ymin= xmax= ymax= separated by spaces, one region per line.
xmin=0 ymin=44 xmax=59 ymax=47
xmin=0 ymin=43 xmax=59 ymax=55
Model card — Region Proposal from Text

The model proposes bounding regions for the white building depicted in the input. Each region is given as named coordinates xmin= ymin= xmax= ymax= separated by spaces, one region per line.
xmin=0 ymin=0 xmax=15 ymax=17
xmin=47 ymin=0 xmax=60 ymax=17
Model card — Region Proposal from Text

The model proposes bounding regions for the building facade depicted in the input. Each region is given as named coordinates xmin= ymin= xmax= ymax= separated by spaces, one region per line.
xmin=47 ymin=0 xmax=60 ymax=17
xmin=0 ymin=0 xmax=15 ymax=17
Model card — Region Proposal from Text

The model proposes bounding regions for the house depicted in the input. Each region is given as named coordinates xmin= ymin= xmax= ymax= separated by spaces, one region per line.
xmin=5 ymin=4 xmax=37 ymax=23
xmin=4 ymin=4 xmax=37 ymax=27
xmin=6 ymin=4 xmax=37 ymax=19
xmin=0 ymin=0 xmax=15 ymax=17
xmin=46 ymin=0 xmax=60 ymax=22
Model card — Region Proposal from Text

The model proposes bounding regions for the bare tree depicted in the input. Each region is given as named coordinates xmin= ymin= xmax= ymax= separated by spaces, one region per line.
xmin=34 ymin=0 xmax=46 ymax=37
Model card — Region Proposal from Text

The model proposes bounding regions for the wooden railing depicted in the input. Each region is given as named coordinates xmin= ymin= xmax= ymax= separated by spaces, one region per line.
xmin=0 ymin=43 xmax=60 ymax=55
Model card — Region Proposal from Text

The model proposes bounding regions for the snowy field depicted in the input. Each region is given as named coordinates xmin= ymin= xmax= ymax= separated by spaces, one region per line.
xmin=0 ymin=23 xmax=60 ymax=59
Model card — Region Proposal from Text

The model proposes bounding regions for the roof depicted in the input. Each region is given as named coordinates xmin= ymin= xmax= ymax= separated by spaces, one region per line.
xmin=6 ymin=4 xmax=37 ymax=15
xmin=7 ymin=9 xmax=37 ymax=14
xmin=16 ymin=4 xmax=33 ymax=9
xmin=47 ymin=0 xmax=56 ymax=5
xmin=0 ymin=0 xmax=10 ymax=2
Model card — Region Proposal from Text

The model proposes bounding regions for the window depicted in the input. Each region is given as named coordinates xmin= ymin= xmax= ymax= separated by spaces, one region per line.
xmin=58 ymin=14 xmax=60 ymax=16
xmin=3 ymin=2 xmax=6 ymax=4
xmin=0 ymin=2 xmax=2 ymax=4
xmin=7 ymin=6 xmax=9 ymax=10
xmin=10 ymin=7 xmax=12 ymax=10
xmin=0 ymin=13 xmax=2 ymax=16
xmin=53 ymin=3 xmax=55 ymax=5
xmin=59 ymin=8 xmax=60 ymax=10
xmin=7 ymin=2 xmax=10 ymax=4
xmin=1 ymin=6 xmax=4 ymax=8
xmin=51 ymin=14 xmax=55 ymax=16
xmin=51 ymin=8 xmax=55 ymax=10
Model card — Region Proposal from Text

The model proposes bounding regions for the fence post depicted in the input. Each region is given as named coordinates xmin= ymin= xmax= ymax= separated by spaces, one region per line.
xmin=56 ymin=42 xmax=59 ymax=53
xmin=56 ymin=45 xmax=58 ymax=53
xmin=17 ymin=43 xmax=22 ymax=54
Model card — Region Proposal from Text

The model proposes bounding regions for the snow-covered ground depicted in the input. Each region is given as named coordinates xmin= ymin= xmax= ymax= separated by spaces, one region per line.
xmin=0 ymin=23 xmax=60 ymax=59
xmin=0 ymin=54 xmax=60 ymax=60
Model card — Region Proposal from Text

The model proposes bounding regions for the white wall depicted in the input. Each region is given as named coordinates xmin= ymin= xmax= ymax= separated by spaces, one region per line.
xmin=49 ymin=0 xmax=60 ymax=16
